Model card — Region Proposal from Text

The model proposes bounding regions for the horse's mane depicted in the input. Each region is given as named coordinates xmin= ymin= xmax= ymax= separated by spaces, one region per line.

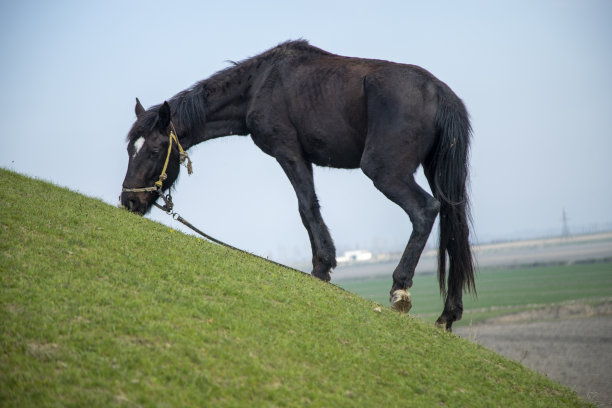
xmin=127 ymin=40 xmax=329 ymax=143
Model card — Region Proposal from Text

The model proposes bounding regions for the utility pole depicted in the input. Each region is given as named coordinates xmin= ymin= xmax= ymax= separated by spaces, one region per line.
xmin=561 ymin=208 xmax=570 ymax=238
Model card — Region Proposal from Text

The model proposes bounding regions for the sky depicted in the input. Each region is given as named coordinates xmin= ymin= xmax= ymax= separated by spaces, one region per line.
xmin=1 ymin=0 xmax=611 ymax=264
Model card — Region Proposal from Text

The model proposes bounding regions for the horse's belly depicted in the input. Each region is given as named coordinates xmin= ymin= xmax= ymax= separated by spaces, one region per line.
xmin=301 ymin=131 xmax=364 ymax=169
xmin=291 ymin=95 xmax=367 ymax=169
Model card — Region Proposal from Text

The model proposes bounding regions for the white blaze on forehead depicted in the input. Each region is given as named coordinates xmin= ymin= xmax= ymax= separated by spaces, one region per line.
xmin=132 ymin=137 xmax=145 ymax=158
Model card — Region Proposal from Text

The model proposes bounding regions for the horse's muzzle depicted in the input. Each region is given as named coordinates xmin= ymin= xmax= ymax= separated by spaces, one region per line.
xmin=119 ymin=192 xmax=148 ymax=215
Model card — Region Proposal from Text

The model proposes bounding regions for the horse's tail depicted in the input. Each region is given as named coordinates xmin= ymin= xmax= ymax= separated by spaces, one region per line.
xmin=425 ymin=91 xmax=476 ymax=298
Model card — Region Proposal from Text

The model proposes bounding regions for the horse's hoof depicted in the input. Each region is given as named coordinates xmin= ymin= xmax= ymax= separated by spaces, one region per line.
xmin=435 ymin=318 xmax=452 ymax=332
xmin=311 ymin=270 xmax=331 ymax=282
xmin=390 ymin=289 xmax=412 ymax=313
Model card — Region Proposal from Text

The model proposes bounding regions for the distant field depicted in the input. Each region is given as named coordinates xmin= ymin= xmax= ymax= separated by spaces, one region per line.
xmin=337 ymin=261 xmax=612 ymax=326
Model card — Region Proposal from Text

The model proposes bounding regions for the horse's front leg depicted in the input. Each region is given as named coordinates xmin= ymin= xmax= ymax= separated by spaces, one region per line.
xmin=276 ymin=157 xmax=336 ymax=281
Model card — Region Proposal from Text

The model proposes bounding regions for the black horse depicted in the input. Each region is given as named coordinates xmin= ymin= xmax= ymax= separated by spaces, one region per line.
xmin=120 ymin=40 xmax=475 ymax=330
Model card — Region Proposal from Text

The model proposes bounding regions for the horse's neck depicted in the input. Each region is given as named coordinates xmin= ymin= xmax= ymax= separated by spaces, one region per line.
xmin=178 ymin=66 xmax=256 ymax=147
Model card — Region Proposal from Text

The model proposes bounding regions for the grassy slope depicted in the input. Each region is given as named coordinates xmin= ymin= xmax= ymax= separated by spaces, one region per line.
xmin=339 ymin=262 xmax=612 ymax=325
xmin=0 ymin=169 xmax=590 ymax=407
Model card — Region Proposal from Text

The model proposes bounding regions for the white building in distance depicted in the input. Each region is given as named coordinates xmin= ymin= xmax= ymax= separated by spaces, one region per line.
xmin=336 ymin=250 xmax=373 ymax=264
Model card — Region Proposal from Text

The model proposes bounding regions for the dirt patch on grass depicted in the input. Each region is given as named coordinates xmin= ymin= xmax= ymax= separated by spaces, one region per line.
xmin=26 ymin=342 xmax=60 ymax=362
xmin=456 ymin=302 xmax=612 ymax=407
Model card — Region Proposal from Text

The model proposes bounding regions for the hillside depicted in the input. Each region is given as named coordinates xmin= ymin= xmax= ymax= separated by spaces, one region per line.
xmin=0 ymin=169 xmax=591 ymax=407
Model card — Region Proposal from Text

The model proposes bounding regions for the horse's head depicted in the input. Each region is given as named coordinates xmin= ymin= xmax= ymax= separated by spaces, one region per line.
xmin=120 ymin=99 xmax=182 ymax=215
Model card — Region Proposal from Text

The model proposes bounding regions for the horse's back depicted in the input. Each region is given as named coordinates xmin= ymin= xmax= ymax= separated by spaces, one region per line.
xmin=251 ymin=51 xmax=444 ymax=168
xmin=275 ymin=56 xmax=374 ymax=168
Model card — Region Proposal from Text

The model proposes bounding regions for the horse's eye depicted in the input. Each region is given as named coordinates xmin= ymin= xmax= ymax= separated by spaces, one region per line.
xmin=150 ymin=149 xmax=161 ymax=158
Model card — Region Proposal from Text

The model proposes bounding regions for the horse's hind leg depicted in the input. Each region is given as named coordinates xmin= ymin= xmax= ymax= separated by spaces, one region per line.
xmin=276 ymin=157 xmax=336 ymax=281
xmin=361 ymin=157 xmax=440 ymax=313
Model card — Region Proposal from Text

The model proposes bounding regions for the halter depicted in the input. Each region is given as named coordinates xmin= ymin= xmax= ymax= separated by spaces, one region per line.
xmin=122 ymin=122 xmax=193 ymax=211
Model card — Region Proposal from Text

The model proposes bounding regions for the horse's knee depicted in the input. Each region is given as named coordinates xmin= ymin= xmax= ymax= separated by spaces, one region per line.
xmin=412 ymin=198 xmax=440 ymax=233
xmin=426 ymin=197 xmax=441 ymax=216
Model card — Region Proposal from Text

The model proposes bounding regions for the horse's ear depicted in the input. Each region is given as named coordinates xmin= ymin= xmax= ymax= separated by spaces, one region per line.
xmin=157 ymin=101 xmax=172 ymax=130
xmin=135 ymin=98 xmax=145 ymax=118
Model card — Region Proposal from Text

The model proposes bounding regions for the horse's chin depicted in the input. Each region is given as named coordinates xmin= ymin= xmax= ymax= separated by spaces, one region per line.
xmin=134 ymin=208 xmax=148 ymax=216
xmin=118 ymin=203 xmax=147 ymax=216
xmin=133 ymin=202 xmax=154 ymax=216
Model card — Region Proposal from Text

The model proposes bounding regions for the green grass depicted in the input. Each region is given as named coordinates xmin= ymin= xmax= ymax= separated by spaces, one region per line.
xmin=0 ymin=169 xmax=592 ymax=407
xmin=338 ymin=258 xmax=612 ymax=326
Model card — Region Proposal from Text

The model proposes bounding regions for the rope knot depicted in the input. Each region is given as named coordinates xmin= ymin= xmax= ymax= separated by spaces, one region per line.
xmin=180 ymin=152 xmax=193 ymax=175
